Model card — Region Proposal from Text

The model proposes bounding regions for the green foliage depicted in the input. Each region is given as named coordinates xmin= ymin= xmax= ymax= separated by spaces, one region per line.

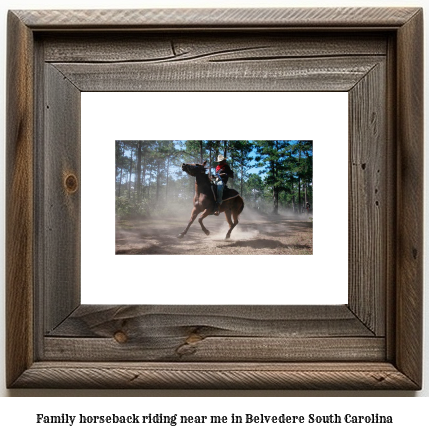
xmin=253 ymin=140 xmax=313 ymax=213
xmin=115 ymin=195 xmax=132 ymax=218
xmin=115 ymin=195 xmax=151 ymax=219
xmin=115 ymin=139 xmax=313 ymax=218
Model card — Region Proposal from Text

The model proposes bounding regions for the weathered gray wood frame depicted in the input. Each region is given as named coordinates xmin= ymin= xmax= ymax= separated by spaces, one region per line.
xmin=6 ymin=8 xmax=423 ymax=390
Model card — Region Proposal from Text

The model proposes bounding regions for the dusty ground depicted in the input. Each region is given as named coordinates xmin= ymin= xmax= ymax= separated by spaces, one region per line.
xmin=116 ymin=208 xmax=313 ymax=255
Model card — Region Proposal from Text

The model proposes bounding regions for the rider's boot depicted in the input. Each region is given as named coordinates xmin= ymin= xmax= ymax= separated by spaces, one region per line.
xmin=214 ymin=202 xmax=221 ymax=216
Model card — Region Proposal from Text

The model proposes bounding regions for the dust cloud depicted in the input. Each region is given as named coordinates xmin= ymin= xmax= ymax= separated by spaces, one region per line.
xmin=116 ymin=205 xmax=313 ymax=256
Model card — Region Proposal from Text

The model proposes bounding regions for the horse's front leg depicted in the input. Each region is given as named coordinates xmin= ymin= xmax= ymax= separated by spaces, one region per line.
xmin=177 ymin=208 xmax=199 ymax=238
xmin=198 ymin=209 xmax=211 ymax=236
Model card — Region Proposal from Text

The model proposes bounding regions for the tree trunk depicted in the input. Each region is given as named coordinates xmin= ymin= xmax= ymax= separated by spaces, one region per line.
xmin=215 ymin=141 xmax=220 ymax=160
xmin=118 ymin=167 xmax=122 ymax=197
xmin=271 ymin=156 xmax=279 ymax=214
xmin=115 ymin=142 xmax=121 ymax=196
xmin=156 ymin=160 xmax=161 ymax=203
xmin=273 ymin=187 xmax=279 ymax=214
xmin=165 ymin=156 xmax=170 ymax=200
xmin=128 ymin=148 xmax=133 ymax=200
xmin=136 ymin=142 xmax=142 ymax=202
xmin=291 ymin=181 xmax=295 ymax=213
xmin=298 ymin=148 xmax=302 ymax=212
xmin=141 ymin=146 xmax=147 ymax=200
xmin=147 ymin=172 xmax=152 ymax=198
xmin=304 ymin=183 xmax=308 ymax=205
xmin=240 ymin=150 xmax=244 ymax=196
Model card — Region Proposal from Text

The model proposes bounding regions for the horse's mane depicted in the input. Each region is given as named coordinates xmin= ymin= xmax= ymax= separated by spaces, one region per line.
xmin=185 ymin=162 xmax=212 ymax=183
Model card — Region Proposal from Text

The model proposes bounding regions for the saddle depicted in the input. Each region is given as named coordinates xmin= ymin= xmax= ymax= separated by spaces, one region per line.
xmin=210 ymin=183 xmax=240 ymax=202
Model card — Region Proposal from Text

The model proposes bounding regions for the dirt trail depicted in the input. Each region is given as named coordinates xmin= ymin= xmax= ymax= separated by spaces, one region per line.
xmin=116 ymin=208 xmax=313 ymax=255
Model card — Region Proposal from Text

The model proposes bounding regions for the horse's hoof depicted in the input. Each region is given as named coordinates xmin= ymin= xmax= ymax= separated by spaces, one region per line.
xmin=225 ymin=234 xmax=231 ymax=240
xmin=204 ymin=231 xmax=210 ymax=236
xmin=177 ymin=233 xmax=184 ymax=239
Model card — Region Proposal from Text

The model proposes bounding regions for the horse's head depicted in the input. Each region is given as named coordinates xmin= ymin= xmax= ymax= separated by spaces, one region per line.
xmin=181 ymin=161 xmax=207 ymax=177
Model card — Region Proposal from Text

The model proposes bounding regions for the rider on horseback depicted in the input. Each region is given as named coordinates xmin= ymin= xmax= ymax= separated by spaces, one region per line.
xmin=213 ymin=154 xmax=234 ymax=216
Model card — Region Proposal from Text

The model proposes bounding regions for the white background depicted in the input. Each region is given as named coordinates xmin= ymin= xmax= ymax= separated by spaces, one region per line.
xmin=81 ymin=92 xmax=348 ymax=305
xmin=0 ymin=0 xmax=428 ymax=423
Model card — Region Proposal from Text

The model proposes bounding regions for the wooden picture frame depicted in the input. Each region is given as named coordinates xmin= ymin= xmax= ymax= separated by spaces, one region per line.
xmin=6 ymin=7 xmax=423 ymax=389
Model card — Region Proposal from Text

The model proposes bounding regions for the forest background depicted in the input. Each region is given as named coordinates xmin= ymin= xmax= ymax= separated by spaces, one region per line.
xmin=115 ymin=140 xmax=313 ymax=219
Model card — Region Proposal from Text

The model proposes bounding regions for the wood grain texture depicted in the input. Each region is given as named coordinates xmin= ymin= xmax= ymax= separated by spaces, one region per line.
xmin=47 ymin=305 xmax=375 ymax=338
xmin=6 ymin=11 xmax=35 ymax=388
xmin=33 ymin=38 xmax=47 ymax=360
xmin=44 ymin=32 xmax=386 ymax=95
xmin=395 ymin=9 xmax=424 ymax=388
xmin=43 ymin=64 xmax=81 ymax=333
xmin=14 ymin=8 xmax=420 ymax=29
xmin=42 ymin=33 xmax=388 ymax=63
xmin=348 ymin=61 xmax=386 ymax=335
xmin=44 ymin=305 xmax=381 ymax=362
xmin=11 ymin=362 xmax=419 ymax=390
xmin=44 ymin=337 xmax=385 ymax=362
xmin=384 ymin=34 xmax=399 ymax=364
xmin=52 ymin=56 xmax=384 ymax=92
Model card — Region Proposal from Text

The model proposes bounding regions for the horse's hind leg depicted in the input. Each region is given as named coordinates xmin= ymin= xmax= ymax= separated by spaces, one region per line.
xmin=177 ymin=208 xmax=199 ymax=238
xmin=198 ymin=209 xmax=211 ymax=236
xmin=224 ymin=209 xmax=237 ymax=239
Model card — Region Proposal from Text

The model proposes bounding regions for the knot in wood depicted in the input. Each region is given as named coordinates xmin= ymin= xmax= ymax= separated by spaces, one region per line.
xmin=186 ymin=333 xmax=203 ymax=344
xmin=114 ymin=331 xmax=128 ymax=343
xmin=64 ymin=174 xmax=78 ymax=193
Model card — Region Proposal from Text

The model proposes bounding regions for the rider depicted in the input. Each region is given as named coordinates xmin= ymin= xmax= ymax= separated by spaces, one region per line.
xmin=213 ymin=154 xmax=234 ymax=215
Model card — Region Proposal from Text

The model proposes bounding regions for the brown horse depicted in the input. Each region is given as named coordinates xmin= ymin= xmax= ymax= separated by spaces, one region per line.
xmin=177 ymin=161 xmax=244 ymax=239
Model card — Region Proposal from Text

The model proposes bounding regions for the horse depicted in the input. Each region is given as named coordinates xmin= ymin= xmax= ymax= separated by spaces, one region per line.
xmin=177 ymin=161 xmax=244 ymax=239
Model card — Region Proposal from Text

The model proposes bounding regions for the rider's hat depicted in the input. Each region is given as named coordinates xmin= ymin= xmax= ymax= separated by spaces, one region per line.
xmin=216 ymin=154 xmax=226 ymax=162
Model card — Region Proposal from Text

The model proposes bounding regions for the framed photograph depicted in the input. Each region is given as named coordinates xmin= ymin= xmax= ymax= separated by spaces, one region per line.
xmin=114 ymin=138 xmax=314 ymax=255
xmin=6 ymin=7 xmax=423 ymax=389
